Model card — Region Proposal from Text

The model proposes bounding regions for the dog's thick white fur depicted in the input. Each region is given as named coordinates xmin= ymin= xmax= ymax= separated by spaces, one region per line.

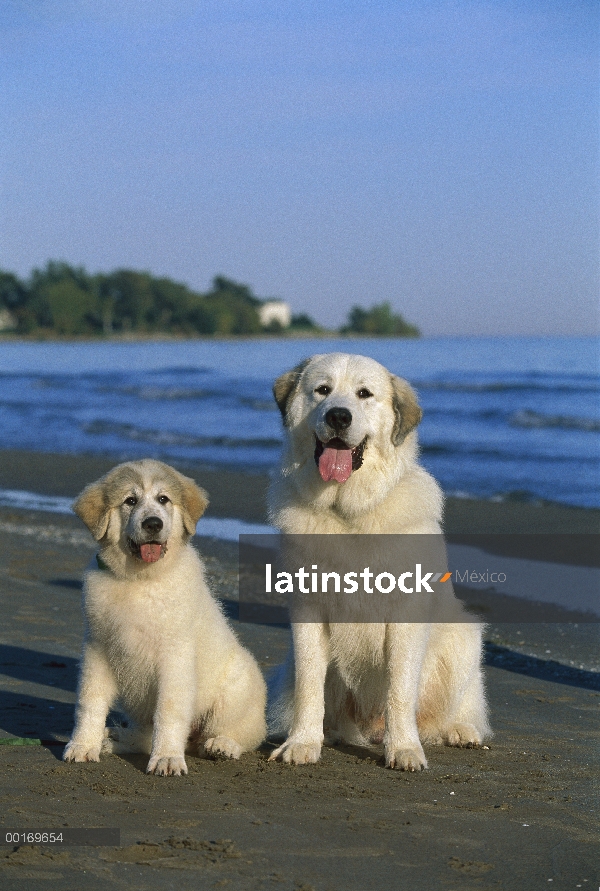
xmin=267 ymin=353 xmax=490 ymax=771
xmin=63 ymin=459 xmax=266 ymax=776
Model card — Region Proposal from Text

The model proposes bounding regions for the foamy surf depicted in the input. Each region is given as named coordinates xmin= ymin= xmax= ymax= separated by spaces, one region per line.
xmin=0 ymin=488 xmax=274 ymax=541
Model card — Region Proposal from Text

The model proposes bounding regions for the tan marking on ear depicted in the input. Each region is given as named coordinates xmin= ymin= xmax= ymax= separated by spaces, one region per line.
xmin=73 ymin=482 xmax=111 ymax=541
xmin=73 ymin=462 xmax=144 ymax=541
xmin=179 ymin=476 xmax=209 ymax=536
xmin=273 ymin=358 xmax=311 ymax=423
xmin=390 ymin=375 xmax=423 ymax=445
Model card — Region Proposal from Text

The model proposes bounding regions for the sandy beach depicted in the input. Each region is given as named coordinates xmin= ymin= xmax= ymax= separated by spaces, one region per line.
xmin=0 ymin=449 xmax=598 ymax=889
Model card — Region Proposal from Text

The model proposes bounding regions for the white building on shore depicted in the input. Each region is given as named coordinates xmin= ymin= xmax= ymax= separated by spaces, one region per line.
xmin=0 ymin=308 xmax=17 ymax=331
xmin=258 ymin=300 xmax=291 ymax=329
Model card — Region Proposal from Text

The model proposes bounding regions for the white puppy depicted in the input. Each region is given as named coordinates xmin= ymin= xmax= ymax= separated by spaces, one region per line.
xmin=64 ymin=459 xmax=266 ymax=775
xmin=268 ymin=353 xmax=490 ymax=771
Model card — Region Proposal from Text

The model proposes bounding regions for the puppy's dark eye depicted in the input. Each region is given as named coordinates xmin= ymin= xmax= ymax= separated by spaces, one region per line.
xmin=315 ymin=385 xmax=331 ymax=396
xmin=157 ymin=495 xmax=170 ymax=505
xmin=357 ymin=388 xmax=373 ymax=399
xmin=124 ymin=496 xmax=137 ymax=506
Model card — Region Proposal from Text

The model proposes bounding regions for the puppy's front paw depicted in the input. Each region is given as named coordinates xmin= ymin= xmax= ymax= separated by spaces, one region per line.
xmin=268 ymin=738 xmax=322 ymax=765
xmin=146 ymin=755 xmax=188 ymax=776
xmin=385 ymin=744 xmax=427 ymax=771
xmin=203 ymin=736 xmax=242 ymax=760
xmin=63 ymin=741 xmax=101 ymax=763
xmin=445 ymin=723 xmax=482 ymax=748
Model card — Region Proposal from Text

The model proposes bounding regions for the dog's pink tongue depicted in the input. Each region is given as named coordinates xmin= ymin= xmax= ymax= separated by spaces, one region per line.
xmin=140 ymin=543 xmax=162 ymax=563
xmin=318 ymin=446 xmax=353 ymax=483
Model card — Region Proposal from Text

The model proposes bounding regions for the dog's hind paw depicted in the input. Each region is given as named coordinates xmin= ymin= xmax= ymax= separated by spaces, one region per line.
xmin=445 ymin=723 xmax=482 ymax=748
xmin=99 ymin=725 xmax=121 ymax=753
xmin=203 ymin=736 xmax=243 ymax=760
xmin=63 ymin=742 xmax=101 ymax=763
xmin=100 ymin=736 xmax=114 ymax=754
xmin=268 ymin=738 xmax=322 ymax=765
xmin=146 ymin=755 xmax=188 ymax=776
xmin=385 ymin=745 xmax=427 ymax=771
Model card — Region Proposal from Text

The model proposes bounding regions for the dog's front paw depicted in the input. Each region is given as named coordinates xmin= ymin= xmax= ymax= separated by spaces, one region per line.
xmin=268 ymin=738 xmax=322 ymax=765
xmin=203 ymin=736 xmax=243 ymax=760
xmin=63 ymin=741 xmax=101 ymax=763
xmin=445 ymin=723 xmax=482 ymax=748
xmin=385 ymin=744 xmax=427 ymax=771
xmin=146 ymin=755 xmax=188 ymax=776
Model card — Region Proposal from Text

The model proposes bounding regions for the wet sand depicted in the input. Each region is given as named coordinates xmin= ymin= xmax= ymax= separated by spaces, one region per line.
xmin=0 ymin=450 xmax=598 ymax=890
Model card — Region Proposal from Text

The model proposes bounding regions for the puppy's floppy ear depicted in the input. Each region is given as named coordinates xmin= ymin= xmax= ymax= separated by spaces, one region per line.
xmin=73 ymin=482 xmax=111 ymax=541
xmin=273 ymin=359 xmax=310 ymax=424
xmin=179 ymin=476 xmax=209 ymax=536
xmin=390 ymin=375 xmax=422 ymax=445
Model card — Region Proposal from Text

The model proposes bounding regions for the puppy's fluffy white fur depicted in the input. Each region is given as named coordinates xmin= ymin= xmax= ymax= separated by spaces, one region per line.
xmin=64 ymin=459 xmax=266 ymax=776
xmin=267 ymin=353 xmax=490 ymax=771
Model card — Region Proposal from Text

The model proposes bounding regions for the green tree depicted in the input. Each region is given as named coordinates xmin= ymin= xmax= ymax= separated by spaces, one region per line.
xmin=204 ymin=276 xmax=262 ymax=334
xmin=289 ymin=312 xmax=319 ymax=331
xmin=105 ymin=270 xmax=155 ymax=332
xmin=341 ymin=302 xmax=420 ymax=337
xmin=45 ymin=280 xmax=96 ymax=335
xmin=1 ymin=262 xmax=285 ymax=337
xmin=27 ymin=261 xmax=97 ymax=334
xmin=0 ymin=271 xmax=26 ymax=309
xmin=186 ymin=296 xmax=219 ymax=334
xmin=151 ymin=278 xmax=194 ymax=330
xmin=211 ymin=276 xmax=262 ymax=306
xmin=0 ymin=272 xmax=26 ymax=331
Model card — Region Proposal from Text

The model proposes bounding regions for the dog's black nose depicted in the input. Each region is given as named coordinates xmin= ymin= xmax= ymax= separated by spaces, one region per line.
xmin=142 ymin=516 xmax=163 ymax=534
xmin=325 ymin=407 xmax=352 ymax=432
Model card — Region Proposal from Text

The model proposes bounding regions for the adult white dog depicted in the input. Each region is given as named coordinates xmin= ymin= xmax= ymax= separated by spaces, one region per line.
xmin=267 ymin=353 xmax=490 ymax=771
xmin=64 ymin=459 xmax=266 ymax=776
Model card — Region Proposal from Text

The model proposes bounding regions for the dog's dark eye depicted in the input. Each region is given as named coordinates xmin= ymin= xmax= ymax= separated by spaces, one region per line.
xmin=124 ymin=496 xmax=137 ymax=506
xmin=157 ymin=495 xmax=170 ymax=505
xmin=357 ymin=388 xmax=373 ymax=399
xmin=315 ymin=385 xmax=331 ymax=396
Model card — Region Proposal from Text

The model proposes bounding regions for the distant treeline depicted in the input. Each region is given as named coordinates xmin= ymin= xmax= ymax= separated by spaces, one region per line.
xmin=0 ymin=262 xmax=420 ymax=338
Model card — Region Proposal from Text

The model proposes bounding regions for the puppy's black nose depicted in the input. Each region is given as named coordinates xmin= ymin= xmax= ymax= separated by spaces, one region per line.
xmin=325 ymin=407 xmax=352 ymax=432
xmin=142 ymin=516 xmax=163 ymax=534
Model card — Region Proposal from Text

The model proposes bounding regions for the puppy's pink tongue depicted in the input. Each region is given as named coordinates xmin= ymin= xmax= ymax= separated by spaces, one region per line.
xmin=318 ymin=446 xmax=353 ymax=483
xmin=140 ymin=543 xmax=162 ymax=563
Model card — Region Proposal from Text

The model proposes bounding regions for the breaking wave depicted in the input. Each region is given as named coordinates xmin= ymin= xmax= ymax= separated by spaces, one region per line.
xmin=420 ymin=443 xmax=598 ymax=463
xmin=510 ymin=410 xmax=600 ymax=432
xmin=415 ymin=375 xmax=599 ymax=395
xmin=82 ymin=420 xmax=282 ymax=450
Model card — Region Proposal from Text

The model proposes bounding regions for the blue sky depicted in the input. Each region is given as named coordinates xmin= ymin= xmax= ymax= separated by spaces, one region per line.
xmin=1 ymin=0 xmax=598 ymax=334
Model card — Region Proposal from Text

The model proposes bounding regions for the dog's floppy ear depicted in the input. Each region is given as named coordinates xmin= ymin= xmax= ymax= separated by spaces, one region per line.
xmin=179 ymin=476 xmax=209 ymax=536
xmin=390 ymin=375 xmax=422 ymax=445
xmin=73 ymin=482 xmax=111 ymax=541
xmin=273 ymin=359 xmax=310 ymax=423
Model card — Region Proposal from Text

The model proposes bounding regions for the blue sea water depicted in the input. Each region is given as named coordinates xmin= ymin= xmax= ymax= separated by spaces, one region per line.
xmin=0 ymin=337 xmax=598 ymax=509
